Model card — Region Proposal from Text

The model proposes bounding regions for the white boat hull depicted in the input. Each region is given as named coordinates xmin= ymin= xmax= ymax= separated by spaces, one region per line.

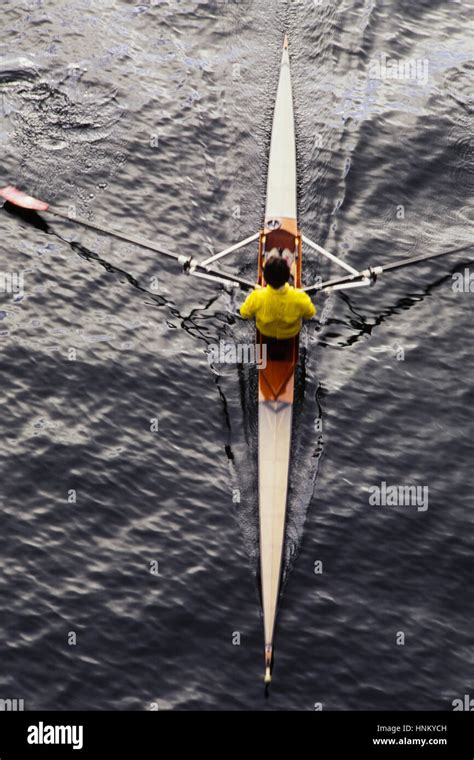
xmin=258 ymin=400 xmax=293 ymax=651
xmin=265 ymin=37 xmax=297 ymax=225
xmin=257 ymin=36 xmax=300 ymax=683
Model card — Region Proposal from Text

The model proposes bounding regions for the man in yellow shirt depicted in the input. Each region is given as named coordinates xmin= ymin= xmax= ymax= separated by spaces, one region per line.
xmin=240 ymin=256 xmax=316 ymax=339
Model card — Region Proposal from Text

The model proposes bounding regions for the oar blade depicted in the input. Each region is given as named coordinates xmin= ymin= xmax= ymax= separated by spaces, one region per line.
xmin=0 ymin=186 xmax=49 ymax=211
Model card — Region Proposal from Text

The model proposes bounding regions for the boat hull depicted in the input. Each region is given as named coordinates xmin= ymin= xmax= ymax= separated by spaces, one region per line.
xmin=257 ymin=36 xmax=300 ymax=682
xmin=258 ymin=336 xmax=298 ymax=667
xmin=265 ymin=37 xmax=297 ymax=226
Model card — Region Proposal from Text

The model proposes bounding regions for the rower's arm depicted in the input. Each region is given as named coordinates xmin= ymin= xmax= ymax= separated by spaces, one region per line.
xmin=300 ymin=292 xmax=316 ymax=320
xmin=240 ymin=290 xmax=259 ymax=319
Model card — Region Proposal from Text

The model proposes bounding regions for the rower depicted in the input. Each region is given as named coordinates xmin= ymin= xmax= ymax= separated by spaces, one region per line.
xmin=240 ymin=255 xmax=316 ymax=340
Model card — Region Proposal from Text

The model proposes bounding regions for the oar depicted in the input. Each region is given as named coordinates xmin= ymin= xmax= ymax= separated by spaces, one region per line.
xmin=304 ymin=241 xmax=474 ymax=294
xmin=0 ymin=186 xmax=256 ymax=291
xmin=0 ymin=185 xmax=182 ymax=259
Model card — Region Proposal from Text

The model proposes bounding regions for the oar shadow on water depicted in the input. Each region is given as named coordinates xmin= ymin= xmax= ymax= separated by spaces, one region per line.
xmin=317 ymin=260 xmax=474 ymax=349
xmin=1 ymin=200 xmax=168 ymax=304
xmin=1 ymin=200 xmax=231 ymax=339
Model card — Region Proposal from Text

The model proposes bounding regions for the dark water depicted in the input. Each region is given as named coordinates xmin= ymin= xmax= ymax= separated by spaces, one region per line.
xmin=0 ymin=1 xmax=473 ymax=710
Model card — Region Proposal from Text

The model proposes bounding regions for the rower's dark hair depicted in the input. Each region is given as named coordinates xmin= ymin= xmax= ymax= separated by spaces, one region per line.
xmin=264 ymin=256 xmax=290 ymax=288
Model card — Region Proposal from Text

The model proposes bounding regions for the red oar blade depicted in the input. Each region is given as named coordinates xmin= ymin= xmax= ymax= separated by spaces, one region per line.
xmin=0 ymin=186 xmax=49 ymax=211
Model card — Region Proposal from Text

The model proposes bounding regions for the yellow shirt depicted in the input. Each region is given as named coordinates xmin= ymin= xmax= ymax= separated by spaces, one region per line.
xmin=240 ymin=283 xmax=316 ymax=339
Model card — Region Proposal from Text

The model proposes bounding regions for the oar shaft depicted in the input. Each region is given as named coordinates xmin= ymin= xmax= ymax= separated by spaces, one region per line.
xmin=49 ymin=206 xmax=181 ymax=261
xmin=305 ymin=242 xmax=473 ymax=293
xmin=0 ymin=186 xmax=255 ymax=291
xmin=51 ymin=207 xmax=256 ymax=287
xmin=50 ymin=206 xmax=256 ymax=288
xmin=380 ymin=242 xmax=473 ymax=273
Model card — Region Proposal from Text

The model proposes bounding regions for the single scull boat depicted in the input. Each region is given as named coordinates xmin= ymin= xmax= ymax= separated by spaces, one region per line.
xmin=257 ymin=34 xmax=300 ymax=685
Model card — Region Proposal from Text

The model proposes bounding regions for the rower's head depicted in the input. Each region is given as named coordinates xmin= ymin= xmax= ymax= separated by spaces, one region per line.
xmin=264 ymin=256 xmax=290 ymax=289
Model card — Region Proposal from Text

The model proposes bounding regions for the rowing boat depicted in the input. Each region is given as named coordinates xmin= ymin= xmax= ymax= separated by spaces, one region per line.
xmin=257 ymin=34 xmax=301 ymax=684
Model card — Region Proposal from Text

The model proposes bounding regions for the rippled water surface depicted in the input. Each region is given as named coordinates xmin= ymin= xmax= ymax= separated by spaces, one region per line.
xmin=0 ymin=0 xmax=473 ymax=710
